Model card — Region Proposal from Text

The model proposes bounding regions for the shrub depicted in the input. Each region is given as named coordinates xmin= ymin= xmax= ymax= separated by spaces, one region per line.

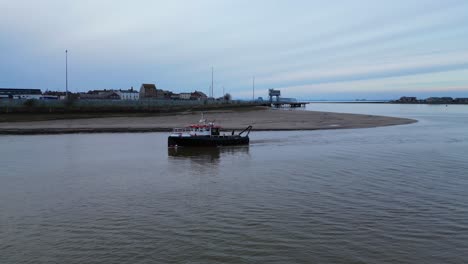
xmin=23 ymin=99 xmax=37 ymax=107
xmin=223 ymin=93 xmax=232 ymax=101
xmin=64 ymin=95 xmax=77 ymax=107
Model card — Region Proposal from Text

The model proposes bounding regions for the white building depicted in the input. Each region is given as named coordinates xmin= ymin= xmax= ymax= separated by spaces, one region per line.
xmin=179 ymin=93 xmax=192 ymax=100
xmin=116 ymin=89 xmax=139 ymax=100
xmin=0 ymin=88 xmax=42 ymax=99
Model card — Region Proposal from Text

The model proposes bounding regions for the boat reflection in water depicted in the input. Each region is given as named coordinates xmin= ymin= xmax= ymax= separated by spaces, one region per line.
xmin=168 ymin=146 xmax=250 ymax=164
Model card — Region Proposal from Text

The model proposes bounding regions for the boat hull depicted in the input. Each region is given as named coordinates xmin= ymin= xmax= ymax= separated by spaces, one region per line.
xmin=168 ymin=135 xmax=249 ymax=147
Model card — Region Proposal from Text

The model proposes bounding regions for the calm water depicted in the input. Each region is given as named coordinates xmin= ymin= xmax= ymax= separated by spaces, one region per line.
xmin=1 ymin=104 xmax=468 ymax=263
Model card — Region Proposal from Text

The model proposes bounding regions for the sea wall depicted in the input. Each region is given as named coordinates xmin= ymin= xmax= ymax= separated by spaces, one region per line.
xmin=0 ymin=99 xmax=262 ymax=113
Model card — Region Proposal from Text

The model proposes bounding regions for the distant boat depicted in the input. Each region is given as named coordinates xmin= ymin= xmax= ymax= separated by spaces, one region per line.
xmin=168 ymin=114 xmax=251 ymax=147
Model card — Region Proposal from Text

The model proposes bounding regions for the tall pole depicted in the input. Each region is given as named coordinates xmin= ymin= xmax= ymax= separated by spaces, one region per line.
xmin=65 ymin=50 xmax=68 ymax=99
xmin=252 ymin=76 xmax=255 ymax=101
xmin=211 ymin=67 xmax=214 ymax=98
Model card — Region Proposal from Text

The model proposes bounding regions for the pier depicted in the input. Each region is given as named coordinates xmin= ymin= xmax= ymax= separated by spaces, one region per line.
xmin=265 ymin=88 xmax=309 ymax=108
xmin=271 ymin=101 xmax=309 ymax=108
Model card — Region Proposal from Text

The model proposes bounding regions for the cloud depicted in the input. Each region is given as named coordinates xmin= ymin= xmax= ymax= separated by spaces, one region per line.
xmin=258 ymin=51 xmax=468 ymax=85
xmin=1 ymin=0 xmax=468 ymax=98
xmin=262 ymin=68 xmax=468 ymax=98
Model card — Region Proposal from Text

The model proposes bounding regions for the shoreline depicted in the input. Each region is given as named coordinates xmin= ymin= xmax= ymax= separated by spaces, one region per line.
xmin=0 ymin=107 xmax=417 ymax=135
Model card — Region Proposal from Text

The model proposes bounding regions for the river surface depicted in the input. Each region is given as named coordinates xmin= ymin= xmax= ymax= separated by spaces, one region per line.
xmin=1 ymin=103 xmax=468 ymax=264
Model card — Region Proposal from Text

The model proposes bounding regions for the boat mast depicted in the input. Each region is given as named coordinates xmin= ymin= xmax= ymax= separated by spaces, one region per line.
xmin=211 ymin=66 xmax=214 ymax=98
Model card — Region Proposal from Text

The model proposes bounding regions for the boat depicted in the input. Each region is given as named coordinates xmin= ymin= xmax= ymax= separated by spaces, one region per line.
xmin=168 ymin=115 xmax=252 ymax=147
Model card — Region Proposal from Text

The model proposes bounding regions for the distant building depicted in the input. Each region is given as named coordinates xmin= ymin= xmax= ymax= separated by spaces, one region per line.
xmin=139 ymin=84 xmax=158 ymax=98
xmin=191 ymin=91 xmax=207 ymax=100
xmin=116 ymin=88 xmax=139 ymax=100
xmin=170 ymin=94 xmax=180 ymax=100
xmin=139 ymin=83 xmax=172 ymax=99
xmin=86 ymin=89 xmax=117 ymax=95
xmin=40 ymin=95 xmax=60 ymax=100
xmin=0 ymin=88 xmax=42 ymax=99
xmin=426 ymin=97 xmax=453 ymax=104
xmin=80 ymin=91 xmax=121 ymax=100
xmin=179 ymin=93 xmax=192 ymax=100
xmin=159 ymin=90 xmax=173 ymax=99
xmin=79 ymin=88 xmax=139 ymax=100
xmin=454 ymin=98 xmax=468 ymax=104
xmin=43 ymin=91 xmax=66 ymax=100
xmin=175 ymin=91 xmax=207 ymax=100
xmin=398 ymin=96 xmax=418 ymax=103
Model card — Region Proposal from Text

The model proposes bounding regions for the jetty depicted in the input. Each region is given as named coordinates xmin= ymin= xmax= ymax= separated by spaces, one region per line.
xmin=270 ymin=101 xmax=309 ymax=108
xmin=265 ymin=89 xmax=309 ymax=108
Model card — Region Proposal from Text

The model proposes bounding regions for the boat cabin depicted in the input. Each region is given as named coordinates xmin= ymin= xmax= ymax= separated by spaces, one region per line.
xmin=171 ymin=123 xmax=221 ymax=137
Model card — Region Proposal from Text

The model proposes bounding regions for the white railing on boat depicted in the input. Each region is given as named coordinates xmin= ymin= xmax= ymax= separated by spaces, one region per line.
xmin=172 ymin=128 xmax=211 ymax=133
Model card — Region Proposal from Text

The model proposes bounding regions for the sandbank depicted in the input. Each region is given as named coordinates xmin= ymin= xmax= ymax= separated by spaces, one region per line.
xmin=0 ymin=107 xmax=416 ymax=135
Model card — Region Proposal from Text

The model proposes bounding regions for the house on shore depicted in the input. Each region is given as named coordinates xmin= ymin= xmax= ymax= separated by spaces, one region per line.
xmin=43 ymin=91 xmax=66 ymax=100
xmin=170 ymin=93 xmax=180 ymax=100
xmin=170 ymin=91 xmax=208 ymax=100
xmin=191 ymin=91 xmax=208 ymax=100
xmin=179 ymin=92 xmax=192 ymax=100
xmin=139 ymin=83 xmax=172 ymax=99
xmin=139 ymin=84 xmax=158 ymax=98
xmin=79 ymin=90 xmax=121 ymax=100
xmin=0 ymin=88 xmax=42 ymax=99
xmin=116 ymin=88 xmax=139 ymax=100
xmin=79 ymin=88 xmax=138 ymax=100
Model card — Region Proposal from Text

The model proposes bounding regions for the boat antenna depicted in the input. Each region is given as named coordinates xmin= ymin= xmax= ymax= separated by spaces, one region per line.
xmin=211 ymin=66 xmax=214 ymax=98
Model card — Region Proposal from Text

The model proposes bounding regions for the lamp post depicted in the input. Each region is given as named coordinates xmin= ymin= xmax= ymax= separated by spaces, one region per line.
xmin=65 ymin=50 xmax=68 ymax=99
xmin=252 ymin=76 xmax=255 ymax=101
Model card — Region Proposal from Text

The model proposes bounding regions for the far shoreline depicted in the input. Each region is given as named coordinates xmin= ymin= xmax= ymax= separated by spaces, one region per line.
xmin=0 ymin=107 xmax=417 ymax=135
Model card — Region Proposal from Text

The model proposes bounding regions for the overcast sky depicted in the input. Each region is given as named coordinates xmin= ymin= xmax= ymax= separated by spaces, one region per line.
xmin=1 ymin=0 xmax=468 ymax=99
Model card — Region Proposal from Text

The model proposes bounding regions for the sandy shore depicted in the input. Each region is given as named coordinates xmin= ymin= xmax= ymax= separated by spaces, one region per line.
xmin=0 ymin=107 xmax=416 ymax=134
